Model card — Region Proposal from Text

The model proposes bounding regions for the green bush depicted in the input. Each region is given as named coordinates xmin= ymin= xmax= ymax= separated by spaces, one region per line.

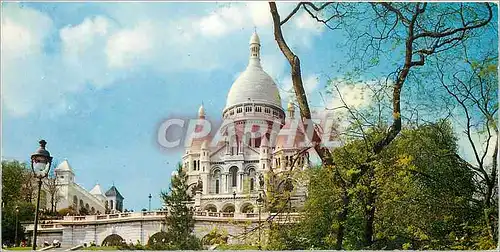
xmin=217 ymin=244 xmax=260 ymax=250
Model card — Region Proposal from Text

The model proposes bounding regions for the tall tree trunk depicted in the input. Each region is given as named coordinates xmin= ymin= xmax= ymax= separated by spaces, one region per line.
xmin=336 ymin=185 xmax=349 ymax=250
xmin=364 ymin=168 xmax=376 ymax=247
xmin=269 ymin=2 xmax=333 ymax=166
xmin=485 ymin=134 xmax=498 ymax=242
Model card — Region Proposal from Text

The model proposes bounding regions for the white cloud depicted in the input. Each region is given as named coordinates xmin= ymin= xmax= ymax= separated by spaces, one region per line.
xmin=106 ymin=21 xmax=155 ymax=68
xmin=1 ymin=4 xmax=55 ymax=116
xmin=304 ymin=74 xmax=319 ymax=94
xmin=1 ymin=2 xmax=325 ymax=117
xmin=247 ymin=2 xmax=272 ymax=27
xmin=294 ymin=11 xmax=324 ymax=33
xmin=330 ymin=79 xmax=374 ymax=109
xmin=261 ymin=53 xmax=286 ymax=81
xmin=199 ymin=6 xmax=245 ymax=37
xmin=1 ymin=4 xmax=52 ymax=58
xmin=60 ymin=16 xmax=111 ymax=62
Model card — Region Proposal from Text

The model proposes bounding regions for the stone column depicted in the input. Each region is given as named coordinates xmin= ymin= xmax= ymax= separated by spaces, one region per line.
xmin=238 ymin=173 xmax=243 ymax=193
xmin=235 ymin=172 xmax=239 ymax=193
xmin=222 ymin=174 xmax=227 ymax=193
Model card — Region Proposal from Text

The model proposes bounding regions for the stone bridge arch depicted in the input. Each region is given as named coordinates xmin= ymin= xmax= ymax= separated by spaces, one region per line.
xmin=147 ymin=231 xmax=169 ymax=247
xmin=102 ymin=234 xmax=124 ymax=246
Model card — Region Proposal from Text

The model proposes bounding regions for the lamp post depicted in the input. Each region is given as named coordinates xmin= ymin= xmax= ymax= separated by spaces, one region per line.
xmin=15 ymin=205 xmax=19 ymax=247
xmin=148 ymin=194 xmax=152 ymax=212
xmin=256 ymin=192 xmax=264 ymax=250
xmin=30 ymin=140 xmax=53 ymax=250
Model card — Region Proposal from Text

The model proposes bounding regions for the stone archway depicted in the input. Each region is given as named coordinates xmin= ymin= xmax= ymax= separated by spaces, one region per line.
xmin=240 ymin=203 xmax=254 ymax=213
xmin=101 ymin=234 xmax=124 ymax=246
xmin=204 ymin=204 xmax=217 ymax=212
xmin=147 ymin=231 xmax=170 ymax=248
xmin=221 ymin=204 xmax=235 ymax=213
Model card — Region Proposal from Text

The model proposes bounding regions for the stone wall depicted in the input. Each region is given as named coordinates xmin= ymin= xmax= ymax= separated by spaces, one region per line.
xmin=25 ymin=211 xmax=296 ymax=247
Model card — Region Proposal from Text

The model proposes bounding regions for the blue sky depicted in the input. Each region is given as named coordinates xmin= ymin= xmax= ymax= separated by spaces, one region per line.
xmin=1 ymin=2 xmax=497 ymax=211
xmin=2 ymin=2 xmax=347 ymax=210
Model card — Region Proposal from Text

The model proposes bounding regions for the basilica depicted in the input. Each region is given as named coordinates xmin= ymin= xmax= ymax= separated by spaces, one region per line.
xmin=182 ymin=32 xmax=310 ymax=214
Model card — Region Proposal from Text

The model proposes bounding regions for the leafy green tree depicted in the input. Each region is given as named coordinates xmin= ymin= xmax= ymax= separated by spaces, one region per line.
xmin=1 ymin=160 xmax=36 ymax=246
xmin=1 ymin=201 xmax=35 ymax=246
xmin=373 ymin=121 xmax=478 ymax=249
xmin=276 ymin=122 xmax=484 ymax=250
xmin=160 ymin=163 xmax=202 ymax=250
xmin=2 ymin=160 xmax=29 ymax=206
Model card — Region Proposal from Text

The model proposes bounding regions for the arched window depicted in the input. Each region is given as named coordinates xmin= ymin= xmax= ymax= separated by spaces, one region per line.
xmin=212 ymin=169 xmax=221 ymax=194
xmin=110 ymin=200 xmax=114 ymax=210
xmin=247 ymin=168 xmax=256 ymax=192
xmin=229 ymin=166 xmax=238 ymax=187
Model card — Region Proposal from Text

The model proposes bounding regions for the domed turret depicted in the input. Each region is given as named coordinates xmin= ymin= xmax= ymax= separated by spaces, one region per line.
xmin=249 ymin=31 xmax=260 ymax=45
xmin=198 ymin=104 xmax=206 ymax=119
xmin=224 ymin=32 xmax=283 ymax=114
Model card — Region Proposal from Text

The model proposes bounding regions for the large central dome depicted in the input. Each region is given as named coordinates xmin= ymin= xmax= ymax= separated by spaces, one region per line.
xmin=224 ymin=32 xmax=282 ymax=111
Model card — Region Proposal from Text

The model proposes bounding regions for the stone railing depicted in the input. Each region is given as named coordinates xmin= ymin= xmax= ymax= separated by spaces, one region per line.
xmin=27 ymin=211 xmax=301 ymax=228
xmin=24 ymin=223 xmax=63 ymax=231
xmin=62 ymin=211 xmax=168 ymax=222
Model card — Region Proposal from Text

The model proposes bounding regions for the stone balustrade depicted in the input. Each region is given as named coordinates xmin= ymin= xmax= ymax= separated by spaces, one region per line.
xmin=25 ymin=211 xmax=301 ymax=232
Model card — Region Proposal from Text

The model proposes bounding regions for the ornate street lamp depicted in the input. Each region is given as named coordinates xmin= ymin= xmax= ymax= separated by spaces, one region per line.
xmin=30 ymin=140 xmax=53 ymax=250
xmin=15 ymin=205 xmax=19 ymax=247
xmin=148 ymin=194 xmax=152 ymax=212
xmin=256 ymin=192 xmax=264 ymax=250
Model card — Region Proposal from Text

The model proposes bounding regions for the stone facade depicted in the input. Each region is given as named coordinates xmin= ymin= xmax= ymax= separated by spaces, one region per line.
xmin=183 ymin=32 xmax=310 ymax=216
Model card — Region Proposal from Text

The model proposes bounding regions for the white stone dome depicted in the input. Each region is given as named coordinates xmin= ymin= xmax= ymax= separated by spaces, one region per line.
xmin=226 ymin=67 xmax=282 ymax=109
xmin=224 ymin=32 xmax=282 ymax=110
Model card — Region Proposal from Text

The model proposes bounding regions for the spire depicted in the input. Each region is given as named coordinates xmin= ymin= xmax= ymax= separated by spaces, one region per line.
xmin=248 ymin=31 xmax=261 ymax=68
xmin=198 ymin=103 xmax=205 ymax=119
xmin=55 ymin=159 xmax=74 ymax=173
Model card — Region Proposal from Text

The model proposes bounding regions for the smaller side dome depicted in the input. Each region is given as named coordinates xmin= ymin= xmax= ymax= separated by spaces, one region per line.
xmin=198 ymin=104 xmax=206 ymax=119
